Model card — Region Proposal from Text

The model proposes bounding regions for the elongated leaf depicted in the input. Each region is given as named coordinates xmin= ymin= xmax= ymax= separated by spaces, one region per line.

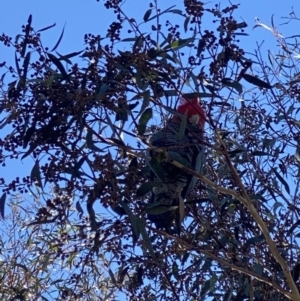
xmin=137 ymin=182 xmax=160 ymax=196
xmin=143 ymin=9 xmax=152 ymax=22
xmin=47 ymin=53 xmax=68 ymax=78
xmin=183 ymin=92 xmax=215 ymax=98
xmin=22 ymin=51 xmax=31 ymax=80
xmin=252 ymin=263 xmax=263 ymax=275
xmin=146 ymin=5 xmax=176 ymax=22
xmin=146 ymin=205 xmax=178 ymax=215
xmin=252 ymin=150 xmax=271 ymax=156
xmin=168 ymin=151 xmax=191 ymax=168
xmin=138 ymin=108 xmax=152 ymax=135
xmin=0 ymin=192 xmax=6 ymax=219
xmin=30 ymin=161 xmax=43 ymax=188
xmin=37 ymin=22 xmax=56 ymax=32
xmin=184 ymin=16 xmax=190 ymax=33
xmin=245 ymin=235 xmax=265 ymax=248
xmin=178 ymin=112 xmax=187 ymax=141
xmin=222 ymin=78 xmax=243 ymax=94
xmin=168 ymin=37 xmax=194 ymax=51
xmin=197 ymin=39 xmax=205 ymax=56
xmin=201 ymin=275 xmax=217 ymax=297
xmin=120 ymin=201 xmax=140 ymax=242
xmin=15 ymin=52 xmax=21 ymax=77
xmin=272 ymin=167 xmax=290 ymax=194
xmin=51 ymin=23 xmax=65 ymax=52
xmin=242 ymin=74 xmax=272 ymax=89
xmin=128 ymin=101 xmax=139 ymax=111
xmin=76 ymin=201 xmax=84 ymax=219
xmin=122 ymin=37 xmax=137 ymax=42
xmin=118 ymin=265 xmax=129 ymax=284
xmin=168 ymin=9 xmax=183 ymax=15
xmin=21 ymin=144 xmax=37 ymax=160
xmin=148 ymin=155 xmax=165 ymax=181
xmin=21 ymin=15 xmax=32 ymax=57
xmin=56 ymin=50 xmax=84 ymax=63
xmin=136 ymin=218 xmax=156 ymax=259
xmin=133 ymin=35 xmax=144 ymax=52
xmin=86 ymin=128 xmax=103 ymax=152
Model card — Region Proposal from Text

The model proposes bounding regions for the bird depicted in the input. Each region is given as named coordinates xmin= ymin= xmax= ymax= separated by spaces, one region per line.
xmin=146 ymin=96 xmax=206 ymax=233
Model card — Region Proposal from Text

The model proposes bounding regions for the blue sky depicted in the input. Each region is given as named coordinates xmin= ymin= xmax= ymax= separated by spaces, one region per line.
xmin=1 ymin=0 xmax=300 ymax=299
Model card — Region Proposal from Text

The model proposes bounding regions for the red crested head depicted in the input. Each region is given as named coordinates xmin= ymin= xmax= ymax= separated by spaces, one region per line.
xmin=176 ymin=97 xmax=206 ymax=130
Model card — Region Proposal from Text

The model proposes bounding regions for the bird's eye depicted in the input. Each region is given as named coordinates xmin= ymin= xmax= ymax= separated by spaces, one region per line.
xmin=188 ymin=114 xmax=200 ymax=124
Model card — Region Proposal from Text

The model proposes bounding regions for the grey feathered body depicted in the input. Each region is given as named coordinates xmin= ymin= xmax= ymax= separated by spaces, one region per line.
xmin=147 ymin=119 xmax=205 ymax=232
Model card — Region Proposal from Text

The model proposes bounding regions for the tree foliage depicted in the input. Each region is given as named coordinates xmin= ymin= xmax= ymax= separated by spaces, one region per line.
xmin=0 ymin=0 xmax=300 ymax=300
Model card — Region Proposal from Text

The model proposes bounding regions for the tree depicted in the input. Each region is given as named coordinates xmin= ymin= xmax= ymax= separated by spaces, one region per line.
xmin=0 ymin=0 xmax=300 ymax=300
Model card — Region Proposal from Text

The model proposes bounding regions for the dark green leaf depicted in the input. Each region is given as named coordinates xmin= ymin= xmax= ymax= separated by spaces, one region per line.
xmin=202 ymin=258 xmax=212 ymax=273
xmin=21 ymin=15 xmax=32 ymax=57
xmin=168 ymin=151 xmax=191 ymax=168
xmin=133 ymin=35 xmax=144 ymax=52
xmin=120 ymin=201 xmax=140 ymax=242
xmin=51 ymin=23 xmax=65 ymax=52
xmin=178 ymin=112 xmax=187 ymax=142
xmin=139 ymin=90 xmax=150 ymax=115
xmin=111 ymin=204 xmax=127 ymax=216
xmin=292 ymin=263 xmax=300 ymax=282
xmin=47 ymin=53 xmax=68 ymax=78
xmin=109 ymin=137 xmax=126 ymax=148
xmin=295 ymin=141 xmax=300 ymax=163
xmin=108 ymin=269 xmax=117 ymax=285
xmin=0 ymin=192 xmax=6 ymax=219
xmin=222 ymin=78 xmax=243 ymax=94
xmin=234 ymin=32 xmax=249 ymax=36
xmin=22 ymin=51 xmax=31 ymax=81
xmin=164 ymin=90 xmax=178 ymax=97
xmin=128 ymin=101 xmax=139 ymax=111
xmin=30 ymin=161 xmax=43 ymax=188
xmin=147 ymin=47 xmax=158 ymax=59
xmin=136 ymin=218 xmax=156 ymax=259
xmin=146 ymin=204 xmax=178 ymax=215
xmin=148 ymin=155 xmax=165 ymax=182
xmin=197 ymin=39 xmax=205 ymax=56
xmin=146 ymin=5 xmax=176 ymax=22
xmin=75 ymin=201 xmax=84 ymax=218
xmin=22 ymin=126 xmax=36 ymax=148
xmin=252 ymin=263 xmax=263 ymax=275
xmin=272 ymin=167 xmax=290 ymax=194
xmin=56 ymin=50 xmax=84 ymax=64
xmin=224 ymin=284 xmax=234 ymax=301
xmin=273 ymin=201 xmax=283 ymax=214
xmin=21 ymin=144 xmax=37 ymax=160
xmin=184 ymin=16 xmax=190 ymax=33
xmin=172 ymin=262 xmax=179 ymax=280
xmin=245 ymin=235 xmax=265 ymax=248
xmin=143 ymin=9 xmax=152 ymax=22
xmin=183 ymin=92 xmax=215 ymax=98
xmin=122 ymin=37 xmax=137 ymax=42
xmin=118 ymin=266 xmax=129 ymax=284
xmin=138 ymin=108 xmax=152 ymax=135
xmin=252 ymin=151 xmax=271 ymax=156
xmin=137 ymin=182 xmax=160 ymax=197
xmin=168 ymin=9 xmax=183 ymax=15
xmin=86 ymin=128 xmax=103 ymax=152
xmin=242 ymin=74 xmax=272 ymax=89
xmin=15 ymin=52 xmax=21 ymax=77
xmin=236 ymin=21 xmax=248 ymax=29
xmin=201 ymin=275 xmax=217 ymax=297
xmin=115 ymin=107 xmax=128 ymax=122
xmin=37 ymin=22 xmax=56 ymax=32
xmin=168 ymin=37 xmax=194 ymax=51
